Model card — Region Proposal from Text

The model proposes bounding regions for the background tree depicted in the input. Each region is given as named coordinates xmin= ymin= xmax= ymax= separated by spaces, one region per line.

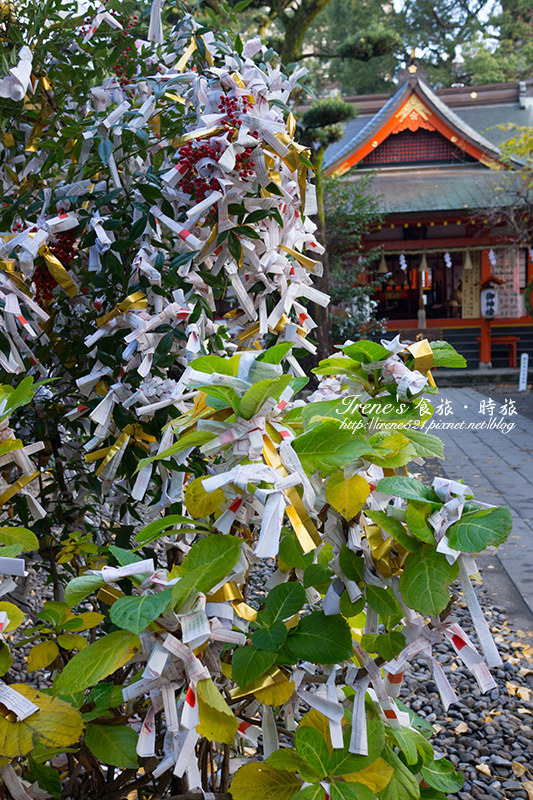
xmin=324 ymin=174 xmax=386 ymax=342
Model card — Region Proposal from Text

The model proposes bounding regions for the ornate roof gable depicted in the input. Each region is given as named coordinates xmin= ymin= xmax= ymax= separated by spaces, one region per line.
xmin=324 ymin=75 xmax=503 ymax=175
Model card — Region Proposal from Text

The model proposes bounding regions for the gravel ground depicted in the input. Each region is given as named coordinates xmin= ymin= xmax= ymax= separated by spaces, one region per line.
xmin=402 ymin=590 xmax=533 ymax=800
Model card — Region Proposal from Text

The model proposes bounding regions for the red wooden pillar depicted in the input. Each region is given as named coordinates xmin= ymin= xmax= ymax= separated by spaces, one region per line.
xmin=479 ymin=249 xmax=492 ymax=366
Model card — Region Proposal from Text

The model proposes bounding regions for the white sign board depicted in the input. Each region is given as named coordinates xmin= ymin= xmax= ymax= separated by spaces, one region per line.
xmin=518 ymin=352 xmax=529 ymax=392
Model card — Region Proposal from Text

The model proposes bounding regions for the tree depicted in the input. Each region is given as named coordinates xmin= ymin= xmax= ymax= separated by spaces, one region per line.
xmin=297 ymin=97 xmax=358 ymax=356
xmin=0 ymin=3 xmax=512 ymax=799
xmin=302 ymin=0 xmax=533 ymax=95
xmin=324 ymin=174 xmax=386 ymax=342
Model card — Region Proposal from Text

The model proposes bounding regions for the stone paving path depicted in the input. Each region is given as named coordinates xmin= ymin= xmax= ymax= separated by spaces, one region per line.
xmin=427 ymin=385 xmax=533 ymax=618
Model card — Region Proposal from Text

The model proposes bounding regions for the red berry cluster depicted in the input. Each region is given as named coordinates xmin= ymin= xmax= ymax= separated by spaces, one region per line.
xmin=34 ymin=232 xmax=77 ymax=306
xmin=175 ymin=95 xmax=258 ymax=203
xmin=11 ymin=221 xmax=25 ymax=233
xmin=112 ymin=16 xmax=139 ymax=87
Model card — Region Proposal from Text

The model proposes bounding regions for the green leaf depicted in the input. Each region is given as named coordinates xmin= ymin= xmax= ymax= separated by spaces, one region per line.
xmin=302 ymin=399 xmax=357 ymax=430
xmin=330 ymin=718 xmax=385 ymax=775
xmin=364 ymin=510 xmax=419 ymax=553
xmin=429 ymin=341 xmax=466 ymax=368
xmin=266 ymin=749 xmax=322 ymax=782
xmin=28 ymin=760 xmax=61 ymax=799
xmin=292 ymin=422 xmax=375 ymax=476
xmin=330 ymin=781 xmax=376 ymax=800
xmin=231 ymin=762 xmax=302 ymax=800
xmin=376 ymin=477 xmax=440 ymax=503
xmin=303 ymin=563 xmax=333 ymax=590
xmin=232 ymin=645 xmax=277 ymax=687
xmin=256 ymin=342 xmax=293 ymax=364
xmin=379 ymin=744 xmax=421 ymax=800
xmin=0 ymin=527 xmax=38 ymax=552
xmin=399 ymin=546 xmax=459 ymax=617
xmin=197 ymin=384 xmax=241 ymax=414
xmin=0 ymin=377 xmax=36 ymax=419
xmin=239 ymin=375 xmax=293 ymax=420
xmin=312 ymin=358 xmax=363 ymax=377
xmin=405 ymin=502 xmax=435 ymax=544
xmin=108 ymin=546 xmax=142 ymax=567
xmin=190 ymin=354 xmax=241 ymax=375
xmin=401 ymin=430 xmax=444 ymax=459
xmin=134 ymin=514 xmax=203 ymax=546
xmin=285 ymin=611 xmax=353 ymax=663
xmin=54 ymin=631 xmax=139 ymax=694
xmin=110 ymin=588 xmax=172 ymax=634
xmin=261 ymin=582 xmax=307 ymax=625
xmin=294 ymin=726 xmax=330 ymax=777
xmin=391 ymin=728 xmax=434 ymax=766
xmin=172 ymin=535 xmax=241 ymax=610
xmin=98 ymin=138 xmax=113 ymax=166
xmin=252 ymin=621 xmax=288 ymax=652
xmin=340 ymin=340 xmax=391 ymax=363
xmin=365 ymin=585 xmax=401 ymax=617
xmin=0 ymin=642 xmax=13 ymax=677
xmin=278 ymin=533 xmax=314 ymax=571
xmin=339 ymin=545 xmax=364 ymax=581
xmin=420 ymin=759 xmax=463 ymax=793
xmin=447 ymin=506 xmax=512 ymax=552
xmin=292 ymin=785 xmax=326 ymax=800
xmin=360 ymin=631 xmax=405 ymax=661
xmin=85 ymin=724 xmax=138 ymax=769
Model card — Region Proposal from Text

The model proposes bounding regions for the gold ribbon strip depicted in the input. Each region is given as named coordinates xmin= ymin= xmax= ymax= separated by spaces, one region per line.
xmin=173 ymin=126 xmax=224 ymax=149
xmin=86 ymin=424 xmax=156 ymax=476
xmin=406 ymin=339 xmax=433 ymax=373
xmin=279 ymin=245 xmax=319 ymax=273
xmin=207 ymin=581 xmax=242 ymax=603
xmin=262 ymin=435 xmax=321 ymax=553
xmin=96 ymin=291 xmax=147 ymax=328
xmin=229 ymin=666 xmax=292 ymax=701
xmin=231 ymin=600 xmax=257 ymax=622
xmin=175 ymin=38 xmax=197 ymax=72
xmin=0 ymin=471 xmax=39 ymax=507
xmin=0 ymin=260 xmax=32 ymax=296
xmin=365 ymin=523 xmax=407 ymax=578
xmin=38 ymin=246 xmax=78 ymax=298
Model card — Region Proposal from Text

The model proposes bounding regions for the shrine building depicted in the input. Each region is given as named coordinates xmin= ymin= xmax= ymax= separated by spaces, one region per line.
xmin=322 ymin=70 xmax=533 ymax=368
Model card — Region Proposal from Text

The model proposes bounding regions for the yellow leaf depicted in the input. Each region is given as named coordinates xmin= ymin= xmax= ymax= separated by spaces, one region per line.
xmin=254 ymin=676 xmax=295 ymax=707
xmin=57 ymin=634 xmax=88 ymax=651
xmin=344 ymin=757 xmax=394 ymax=793
xmin=517 ymin=686 xmax=532 ymax=702
xmin=523 ymin=780 xmax=533 ymax=800
xmin=325 ymin=473 xmax=370 ymax=521
xmin=231 ymin=762 xmax=302 ymax=800
xmin=512 ymin=761 xmax=527 ymax=777
xmin=75 ymin=611 xmax=104 ymax=630
xmin=185 ymin=477 xmax=225 ymax=519
xmin=476 ymin=764 xmax=491 ymax=776
xmin=196 ymin=678 xmax=238 ymax=744
xmin=0 ymin=684 xmax=84 ymax=758
xmin=27 ymin=641 xmax=59 ymax=672
xmin=0 ymin=602 xmax=24 ymax=632
xmin=454 ymin=721 xmax=468 ymax=734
